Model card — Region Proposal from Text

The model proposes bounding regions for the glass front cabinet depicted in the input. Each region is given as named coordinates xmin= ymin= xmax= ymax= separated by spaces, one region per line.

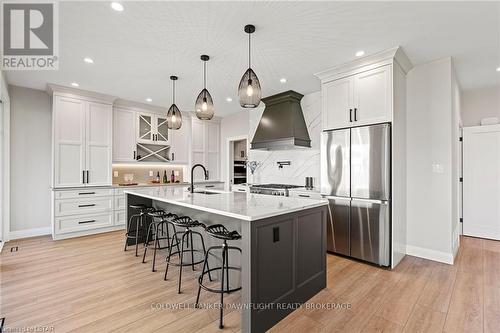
xmin=137 ymin=112 xmax=169 ymax=145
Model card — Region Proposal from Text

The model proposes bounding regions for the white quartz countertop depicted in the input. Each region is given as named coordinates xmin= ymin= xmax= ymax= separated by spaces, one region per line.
xmin=124 ymin=187 xmax=327 ymax=221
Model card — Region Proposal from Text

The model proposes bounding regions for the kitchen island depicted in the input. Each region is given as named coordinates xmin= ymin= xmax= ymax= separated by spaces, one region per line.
xmin=124 ymin=186 xmax=328 ymax=333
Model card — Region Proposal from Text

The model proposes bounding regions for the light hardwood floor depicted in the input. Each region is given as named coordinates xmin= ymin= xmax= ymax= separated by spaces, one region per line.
xmin=1 ymin=232 xmax=499 ymax=332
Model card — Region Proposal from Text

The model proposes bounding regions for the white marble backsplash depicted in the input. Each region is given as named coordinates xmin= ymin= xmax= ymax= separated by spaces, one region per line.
xmin=248 ymin=91 xmax=322 ymax=187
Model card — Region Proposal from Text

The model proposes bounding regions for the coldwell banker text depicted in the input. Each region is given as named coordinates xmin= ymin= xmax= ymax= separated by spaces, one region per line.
xmin=1 ymin=1 xmax=59 ymax=70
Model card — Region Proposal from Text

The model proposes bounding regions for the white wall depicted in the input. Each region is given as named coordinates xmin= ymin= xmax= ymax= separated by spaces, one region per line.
xmin=248 ymin=91 xmax=322 ymax=186
xmin=1 ymin=71 xmax=11 ymax=242
xmin=461 ymin=85 xmax=500 ymax=127
xmin=9 ymin=86 xmax=52 ymax=235
xmin=406 ymin=58 xmax=458 ymax=264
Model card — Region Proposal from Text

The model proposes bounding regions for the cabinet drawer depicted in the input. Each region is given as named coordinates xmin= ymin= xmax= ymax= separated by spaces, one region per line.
xmin=114 ymin=195 xmax=126 ymax=210
xmin=288 ymin=191 xmax=323 ymax=200
xmin=114 ymin=210 xmax=126 ymax=226
xmin=55 ymin=213 xmax=113 ymax=234
xmin=54 ymin=196 xmax=113 ymax=217
xmin=54 ymin=188 xmax=114 ymax=200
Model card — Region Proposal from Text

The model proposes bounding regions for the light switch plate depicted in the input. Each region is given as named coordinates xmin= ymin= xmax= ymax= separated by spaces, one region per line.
xmin=432 ymin=164 xmax=444 ymax=174
xmin=113 ymin=171 xmax=119 ymax=178
xmin=149 ymin=171 xmax=154 ymax=177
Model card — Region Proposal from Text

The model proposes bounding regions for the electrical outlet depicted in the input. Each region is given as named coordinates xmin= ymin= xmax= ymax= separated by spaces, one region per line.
xmin=149 ymin=171 xmax=154 ymax=177
xmin=113 ymin=171 xmax=119 ymax=178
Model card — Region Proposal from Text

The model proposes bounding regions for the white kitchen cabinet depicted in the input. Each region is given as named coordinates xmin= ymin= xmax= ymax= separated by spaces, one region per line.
xmin=53 ymin=96 xmax=112 ymax=188
xmin=113 ymin=108 xmax=137 ymax=162
xmin=322 ymin=77 xmax=353 ymax=130
xmin=137 ymin=112 xmax=170 ymax=145
xmin=353 ymin=65 xmax=392 ymax=126
xmin=320 ymin=65 xmax=392 ymax=130
xmin=169 ymin=114 xmax=191 ymax=164
xmin=191 ymin=119 xmax=220 ymax=181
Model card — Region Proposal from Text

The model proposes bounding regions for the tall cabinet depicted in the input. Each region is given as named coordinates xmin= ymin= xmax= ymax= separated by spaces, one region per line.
xmin=315 ymin=47 xmax=412 ymax=268
xmin=53 ymin=94 xmax=113 ymax=187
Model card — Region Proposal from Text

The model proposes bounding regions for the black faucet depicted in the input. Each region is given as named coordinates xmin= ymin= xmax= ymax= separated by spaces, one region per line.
xmin=190 ymin=164 xmax=209 ymax=193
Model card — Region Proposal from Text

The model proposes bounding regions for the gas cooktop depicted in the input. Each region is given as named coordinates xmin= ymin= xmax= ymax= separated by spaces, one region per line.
xmin=250 ymin=184 xmax=302 ymax=189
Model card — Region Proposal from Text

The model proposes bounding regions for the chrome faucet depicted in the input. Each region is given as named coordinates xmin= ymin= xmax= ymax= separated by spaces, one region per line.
xmin=190 ymin=164 xmax=209 ymax=193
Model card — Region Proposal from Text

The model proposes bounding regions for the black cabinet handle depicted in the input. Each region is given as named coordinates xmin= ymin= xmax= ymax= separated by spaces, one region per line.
xmin=238 ymin=189 xmax=246 ymax=192
xmin=78 ymin=192 xmax=95 ymax=195
xmin=86 ymin=170 xmax=89 ymax=184
xmin=205 ymin=185 xmax=215 ymax=188
xmin=82 ymin=170 xmax=85 ymax=184
xmin=349 ymin=109 xmax=353 ymax=122
xmin=171 ymin=152 xmax=175 ymax=161
xmin=133 ymin=150 xmax=136 ymax=160
xmin=78 ymin=204 xmax=96 ymax=208
xmin=78 ymin=220 xmax=96 ymax=224
xmin=273 ymin=227 xmax=280 ymax=243
xmin=299 ymin=194 xmax=310 ymax=198
xmin=354 ymin=108 xmax=357 ymax=121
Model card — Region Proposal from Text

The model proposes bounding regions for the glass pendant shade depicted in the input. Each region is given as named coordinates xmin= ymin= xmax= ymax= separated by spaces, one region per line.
xmin=195 ymin=88 xmax=214 ymax=120
xmin=195 ymin=55 xmax=214 ymax=120
xmin=238 ymin=67 xmax=261 ymax=108
xmin=167 ymin=103 xmax=182 ymax=129
xmin=167 ymin=75 xmax=182 ymax=129
xmin=238 ymin=24 xmax=262 ymax=108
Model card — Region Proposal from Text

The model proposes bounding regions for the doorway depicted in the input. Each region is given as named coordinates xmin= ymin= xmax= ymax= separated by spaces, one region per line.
xmin=226 ymin=136 xmax=248 ymax=190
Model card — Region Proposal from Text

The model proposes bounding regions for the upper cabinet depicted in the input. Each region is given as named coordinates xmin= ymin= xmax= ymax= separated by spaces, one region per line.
xmin=316 ymin=47 xmax=412 ymax=131
xmin=113 ymin=107 xmax=136 ymax=162
xmin=169 ymin=115 xmax=191 ymax=164
xmin=321 ymin=65 xmax=392 ymax=130
xmin=191 ymin=118 xmax=220 ymax=181
xmin=137 ymin=112 xmax=170 ymax=145
xmin=53 ymin=94 xmax=113 ymax=188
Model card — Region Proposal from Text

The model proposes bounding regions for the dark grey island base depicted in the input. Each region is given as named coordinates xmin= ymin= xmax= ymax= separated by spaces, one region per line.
xmin=125 ymin=191 xmax=327 ymax=333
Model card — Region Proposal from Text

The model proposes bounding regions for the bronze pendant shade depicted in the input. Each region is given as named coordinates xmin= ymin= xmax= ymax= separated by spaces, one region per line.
xmin=195 ymin=55 xmax=215 ymax=120
xmin=167 ymin=76 xmax=182 ymax=130
xmin=238 ymin=24 xmax=262 ymax=108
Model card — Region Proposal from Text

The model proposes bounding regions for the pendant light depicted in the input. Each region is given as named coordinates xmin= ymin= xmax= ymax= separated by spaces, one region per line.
xmin=167 ymin=75 xmax=182 ymax=130
xmin=238 ymin=24 xmax=261 ymax=108
xmin=195 ymin=55 xmax=215 ymax=120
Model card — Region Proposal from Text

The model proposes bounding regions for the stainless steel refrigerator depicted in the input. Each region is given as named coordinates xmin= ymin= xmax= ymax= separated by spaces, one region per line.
xmin=321 ymin=123 xmax=391 ymax=266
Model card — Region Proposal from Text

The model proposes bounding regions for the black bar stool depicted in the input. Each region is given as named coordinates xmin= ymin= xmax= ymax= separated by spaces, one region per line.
xmin=142 ymin=210 xmax=179 ymax=272
xmin=164 ymin=216 xmax=210 ymax=294
xmin=124 ymin=204 xmax=154 ymax=256
xmin=195 ymin=224 xmax=242 ymax=329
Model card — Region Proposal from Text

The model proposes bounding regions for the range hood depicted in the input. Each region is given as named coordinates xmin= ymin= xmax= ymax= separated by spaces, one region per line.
xmin=251 ymin=90 xmax=311 ymax=150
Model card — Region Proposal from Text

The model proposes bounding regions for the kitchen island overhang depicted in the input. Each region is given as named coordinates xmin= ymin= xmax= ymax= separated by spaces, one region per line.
xmin=124 ymin=187 xmax=328 ymax=333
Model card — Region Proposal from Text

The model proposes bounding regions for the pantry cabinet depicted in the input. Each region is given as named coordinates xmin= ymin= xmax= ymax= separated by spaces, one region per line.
xmin=320 ymin=64 xmax=392 ymax=130
xmin=53 ymin=95 xmax=112 ymax=188
xmin=169 ymin=114 xmax=191 ymax=164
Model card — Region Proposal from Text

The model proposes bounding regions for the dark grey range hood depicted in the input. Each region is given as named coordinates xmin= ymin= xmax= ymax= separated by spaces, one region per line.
xmin=250 ymin=90 xmax=311 ymax=150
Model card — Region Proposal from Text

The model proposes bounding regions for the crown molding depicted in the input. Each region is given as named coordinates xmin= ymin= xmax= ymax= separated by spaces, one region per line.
xmin=46 ymin=84 xmax=117 ymax=104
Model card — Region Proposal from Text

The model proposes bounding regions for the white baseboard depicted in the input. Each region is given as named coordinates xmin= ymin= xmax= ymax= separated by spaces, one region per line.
xmin=9 ymin=227 xmax=51 ymax=240
xmin=406 ymin=245 xmax=454 ymax=265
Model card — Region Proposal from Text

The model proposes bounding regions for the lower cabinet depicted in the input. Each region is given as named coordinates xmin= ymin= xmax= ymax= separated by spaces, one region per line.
xmin=52 ymin=187 xmax=127 ymax=240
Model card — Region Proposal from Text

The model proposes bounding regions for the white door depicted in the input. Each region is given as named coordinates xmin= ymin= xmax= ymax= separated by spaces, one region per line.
xmin=463 ymin=125 xmax=500 ymax=240
xmin=137 ymin=112 xmax=154 ymax=144
xmin=86 ymin=102 xmax=112 ymax=186
xmin=113 ymin=108 xmax=136 ymax=162
xmin=353 ymin=65 xmax=392 ymax=126
xmin=170 ymin=115 xmax=190 ymax=163
xmin=54 ymin=96 xmax=86 ymax=187
xmin=322 ymin=77 xmax=353 ymax=130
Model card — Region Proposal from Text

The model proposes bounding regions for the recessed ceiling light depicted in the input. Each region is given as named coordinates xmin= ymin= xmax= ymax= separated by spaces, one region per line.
xmin=355 ymin=50 xmax=365 ymax=57
xmin=71 ymin=82 xmax=79 ymax=87
xmin=83 ymin=57 xmax=94 ymax=64
xmin=280 ymin=78 xmax=287 ymax=84
xmin=226 ymin=97 xmax=233 ymax=102
xmin=496 ymin=67 xmax=500 ymax=72
xmin=110 ymin=2 xmax=124 ymax=12
xmin=145 ymin=98 xmax=152 ymax=102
